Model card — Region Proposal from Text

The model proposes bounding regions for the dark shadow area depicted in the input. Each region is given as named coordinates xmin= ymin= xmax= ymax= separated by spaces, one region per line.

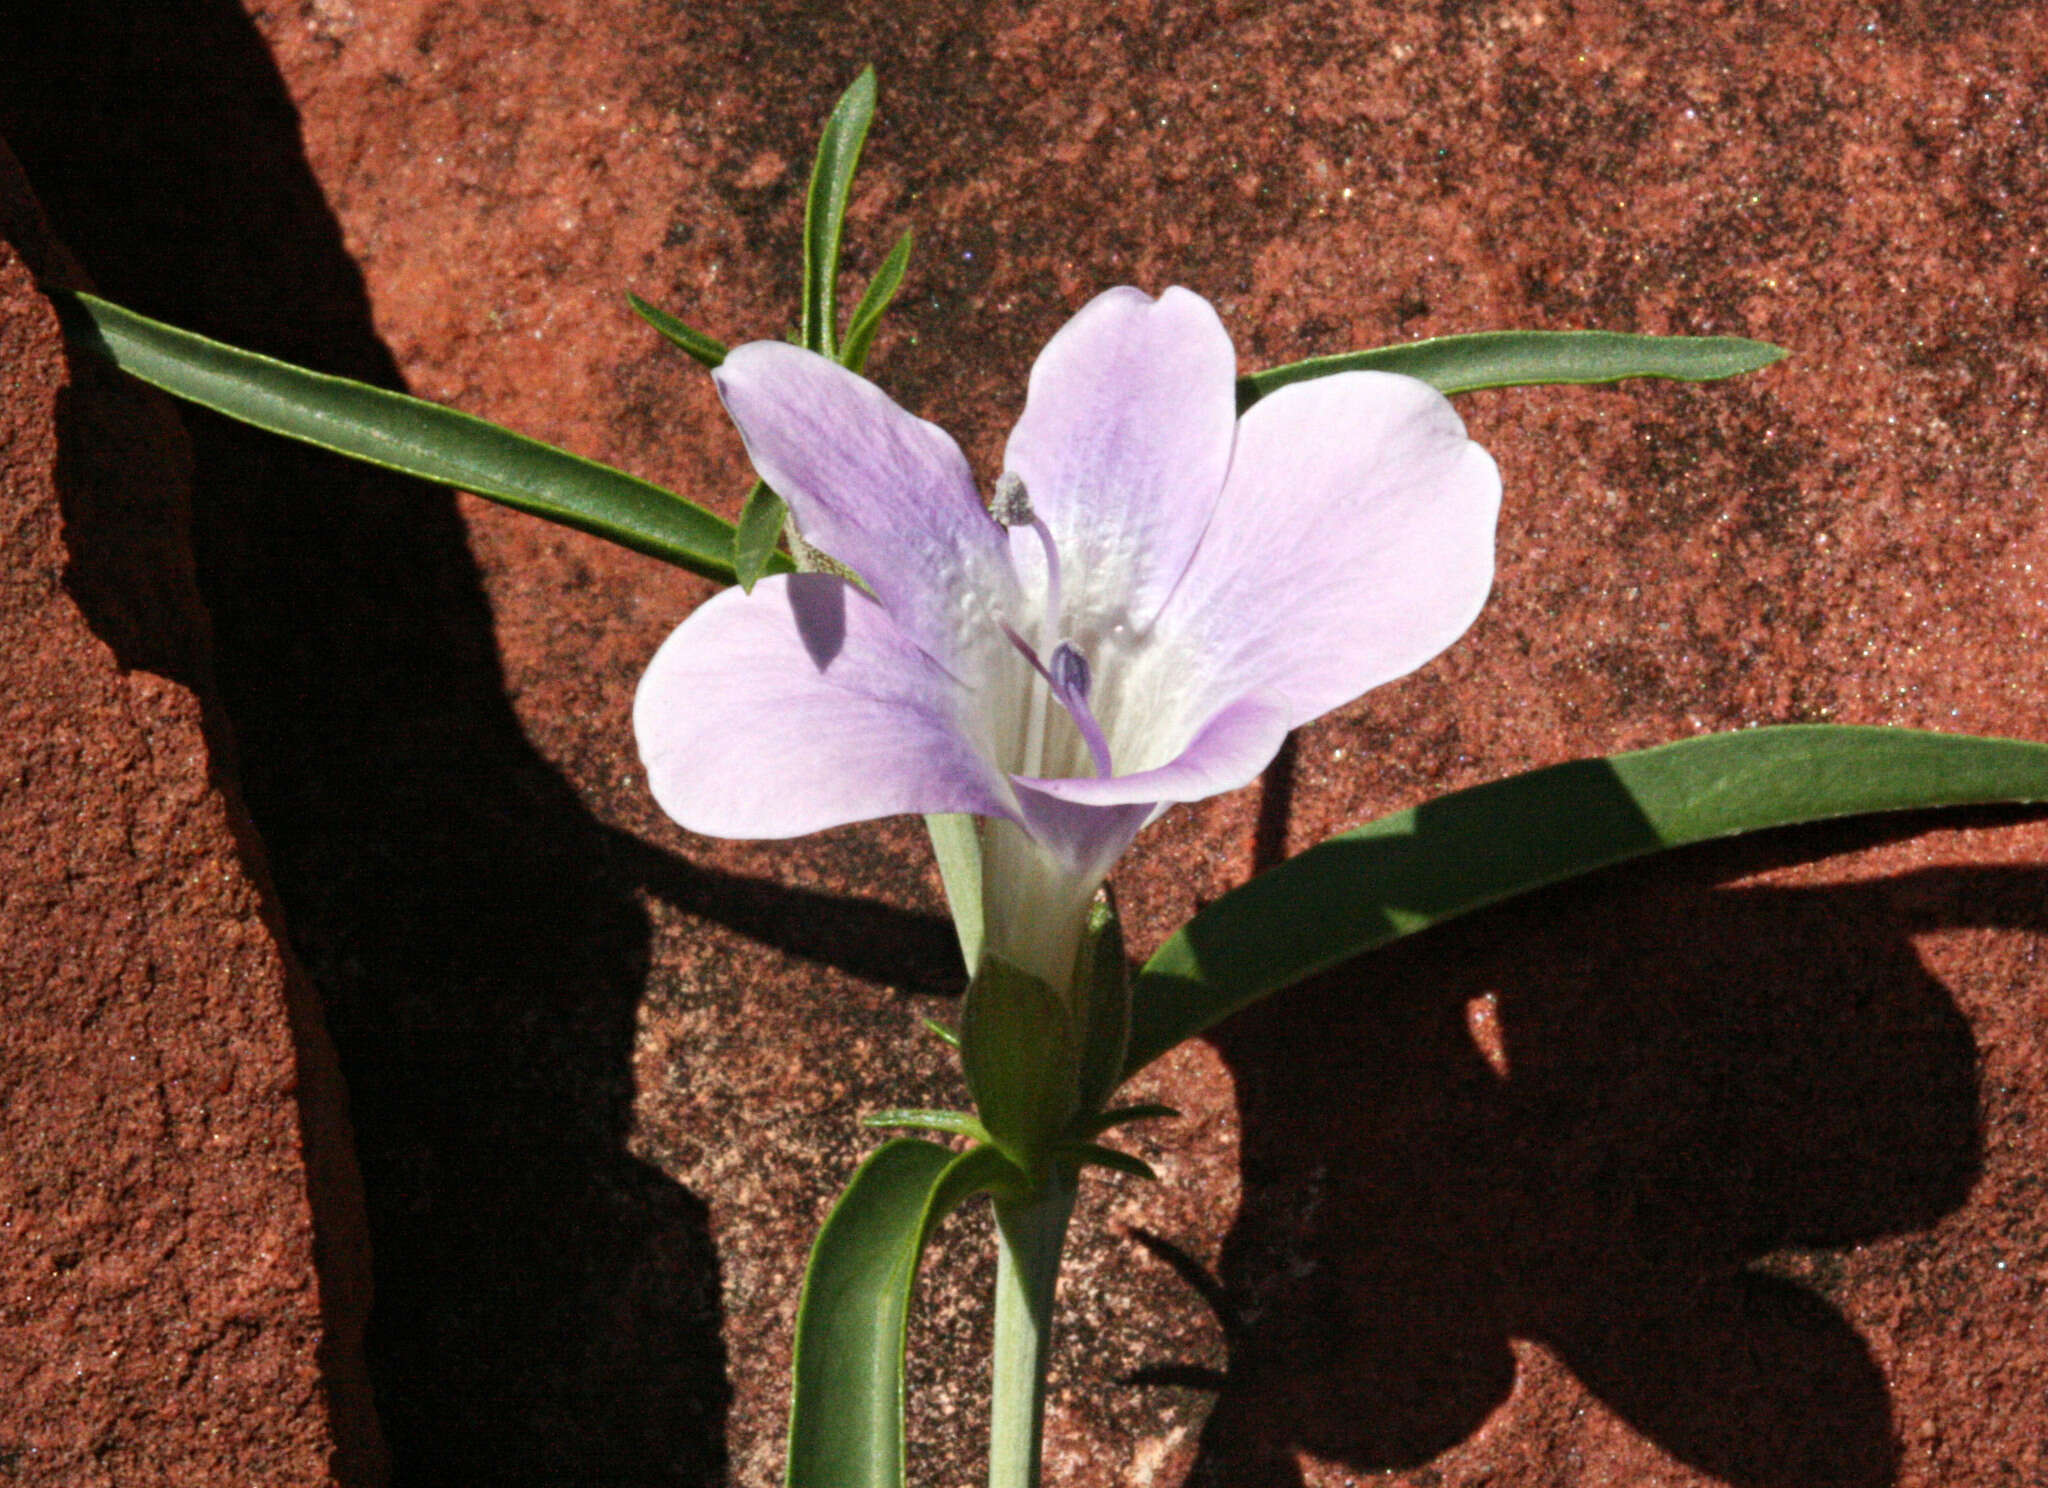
xmin=1134 ymin=810 xmax=2048 ymax=1487
xmin=1249 ymin=732 xmax=1299 ymax=874
xmin=0 ymin=7 xmax=755 ymax=1481
xmin=627 ymin=841 xmax=960 ymax=996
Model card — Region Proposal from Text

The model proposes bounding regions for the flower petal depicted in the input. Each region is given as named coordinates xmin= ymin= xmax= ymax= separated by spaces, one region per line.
xmin=978 ymin=807 xmax=1148 ymax=989
xmin=1002 ymin=286 xmax=1238 ymax=631
xmin=1014 ymin=690 xmax=1292 ymax=810
xmin=990 ymin=692 xmax=1288 ymax=983
xmin=1005 ymin=787 xmax=1155 ymax=891
xmin=1160 ymin=370 xmax=1501 ymax=729
xmin=713 ymin=343 xmax=1018 ymax=671
xmin=634 ymin=573 xmax=1013 ymax=838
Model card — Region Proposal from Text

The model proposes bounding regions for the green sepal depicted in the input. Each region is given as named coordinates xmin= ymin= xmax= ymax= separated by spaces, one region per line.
xmin=960 ymin=953 xmax=1080 ymax=1174
xmin=803 ymin=67 xmax=878 ymax=358
xmin=1055 ymin=1142 xmax=1158 ymax=1183
xmin=785 ymin=1138 xmax=1025 ymax=1488
xmin=1071 ymin=890 xmax=1133 ymax=1119
xmin=733 ymin=479 xmax=788 ymax=592
xmin=862 ymin=1108 xmax=990 ymax=1141
xmin=1073 ymin=1103 xmax=1179 ymax=1141
xmin=841 ymin=228 xmax=914 ymax=374
xmin=60 ymin=291 xmax=764 ymax=584
xmin=1125 ymin=724 xmax=2048 ymax=1079
xmin=1237 ymin=329 xmax=1787 ymax=413
xmin=924 ymin=813 xmax=985 ymax=975
xmin=625 ymin=291 xmax=728 ymax=369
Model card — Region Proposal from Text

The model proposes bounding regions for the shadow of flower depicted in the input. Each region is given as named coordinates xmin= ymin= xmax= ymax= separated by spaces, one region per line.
xmin=1134 ymin=827 xmax=2043 ymax=1488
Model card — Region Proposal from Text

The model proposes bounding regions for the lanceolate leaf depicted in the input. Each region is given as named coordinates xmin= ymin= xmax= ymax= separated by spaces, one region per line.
xmin=841 ymin=228 xmax=914 ymax=374
xmin=1125 ymin=725 xmax=2048 ymax=1079
xmin=1056 ymin=1142 xmax=1158 ymax=1183
xmin=62 ymin=292 xmax=767 ymax=584
xmin=733 ymin=480 xmax=789 ymax=592
xmin=862 ymin=1109 xmax=990 ymax=1140
xmin=803 ymin=67 xmax=879 ymax=358
xmin=625 ymin=291 xmax=729 ymax=368
xmin=1238 ymin=329 xmax=1786 ymax=412
xmin=786 ymin=1139 xmax=1021 ymax=1488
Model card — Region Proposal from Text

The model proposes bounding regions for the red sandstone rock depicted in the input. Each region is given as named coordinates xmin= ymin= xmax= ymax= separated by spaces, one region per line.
xmin=0 ymin=147 xmax=382 ymax=1486
xmin=9 ymin=0 xmax=2048 ymax=1484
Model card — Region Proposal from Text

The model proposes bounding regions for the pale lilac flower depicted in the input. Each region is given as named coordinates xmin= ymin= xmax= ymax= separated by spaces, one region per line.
xmin=635 ymin=287 xmax=1501 ymax=988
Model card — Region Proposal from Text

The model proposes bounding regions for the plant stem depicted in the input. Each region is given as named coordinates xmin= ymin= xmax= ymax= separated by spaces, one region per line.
xmin=987 ymin=1168 xmax=1078 ymax=1488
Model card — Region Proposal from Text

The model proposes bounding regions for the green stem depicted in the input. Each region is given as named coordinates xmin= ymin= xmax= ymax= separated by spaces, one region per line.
xmin=987 ymin=1168 xmax=1078 ymax=1488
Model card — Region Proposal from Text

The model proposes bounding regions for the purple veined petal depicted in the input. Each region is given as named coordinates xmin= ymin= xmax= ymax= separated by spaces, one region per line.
xmin=989 ymin=693 xmax=1285 ymax=983
xmin=713 ymin=343 xmax=1019 ymax=672
xmin=1004 ymin=785 xmax=1157 ymax=893
xmin=634 ymin=573 xmax=1015 ymax=838
xmin=977 ymin=801 xmax=1156 ymax=989
xmin=1158 ymin=370 xmax=1502 ymax=731
xmin=1002 ymin=286 xmax=1239 ymax=632
xmin=1014 ymin=690 xmax=1292 ymax=810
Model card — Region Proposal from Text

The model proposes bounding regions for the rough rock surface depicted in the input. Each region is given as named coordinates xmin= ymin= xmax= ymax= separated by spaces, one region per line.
xmin=7 ymin=0 xmax=2048 ymax=1484
xmin=0 ymin=150 xmax=382 ymax=1485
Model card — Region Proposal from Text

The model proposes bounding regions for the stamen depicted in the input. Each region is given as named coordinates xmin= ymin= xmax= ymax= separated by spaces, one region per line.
xmin=1050 ymin=643 xmax=1114 ymax=779
xmin=999 ymin=618 xmax=1044 ymax=671
xmin=990 ymin=470 xmax=1034 ymax=526
xmin=990 ymin=471 xmax=1062 ymax=635
xmin=994 ymin=472 xmax=1098 ymax=775
xmin=998 ymin=625 xmax=1113 ymax=780
xmin=1029 ymin=516 xmax=1062 ymax=643
xmin=999 ymin=617 xmax=1055 ymax=780
xmin=1049 ymin=641 xmax=1091 ymax=700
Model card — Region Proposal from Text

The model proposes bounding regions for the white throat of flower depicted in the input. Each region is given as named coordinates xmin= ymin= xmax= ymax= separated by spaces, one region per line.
xmin=990 ymin=472 xmax=1115 ymax=783
xmin=979 ymin=471 xmax=1123 ymax=994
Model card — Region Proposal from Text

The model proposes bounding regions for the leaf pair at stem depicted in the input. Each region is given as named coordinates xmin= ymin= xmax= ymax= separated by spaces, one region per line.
xmin=798 ymin=893 xmax=1168 ymax=1488
xmin=628 ymin=65 xmax=913 ymax=591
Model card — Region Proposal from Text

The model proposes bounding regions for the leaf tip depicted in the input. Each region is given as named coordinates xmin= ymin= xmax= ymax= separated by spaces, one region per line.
xmin=626 ymin=291 xmax=728 ymax=370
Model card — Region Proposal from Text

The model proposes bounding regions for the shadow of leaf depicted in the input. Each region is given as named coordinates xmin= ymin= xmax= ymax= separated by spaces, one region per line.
xmin=1140 ymin=838 xmax=2044 ymax=1488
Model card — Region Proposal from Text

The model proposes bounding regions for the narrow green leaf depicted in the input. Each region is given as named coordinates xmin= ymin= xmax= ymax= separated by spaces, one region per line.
xmin=1126 ymin=725 xmax=2048 ymax=1079
xmin=1056 ymin=1142 xmax=1158 ymax=1183
xmin=803 ymin=66 xmax=878 ymax=358
xmin=862 ymin=1108 xmax=990 ymax=1140
xmin=918 ymin=1015 xmax=961 ymax=1049
xmin=733 ymin=480 xmax=788 ymax=592
xmin=1237 ymin=329 xmax=1787 ymax=412
xmin=841 ymin=228 xmax=914 ymax=374
xmin=625 ymin=291 xmax=728 ymax=368
xmin=61 ymin=292 xmax=771 ymax=584
xmin=786 ymin=1139 xmax=1021 ymax=1488
xmin=1073 ymin=1103 xmax=1180 ymax=1141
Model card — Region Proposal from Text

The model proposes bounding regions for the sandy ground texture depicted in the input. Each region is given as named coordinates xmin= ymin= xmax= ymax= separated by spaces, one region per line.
xmin=0 ymin=145 xmax=381 ymax=1487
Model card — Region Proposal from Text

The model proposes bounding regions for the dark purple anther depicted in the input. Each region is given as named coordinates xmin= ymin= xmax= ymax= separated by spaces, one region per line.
xmin=1050 ymin=642 xmax=1092 ymax=701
